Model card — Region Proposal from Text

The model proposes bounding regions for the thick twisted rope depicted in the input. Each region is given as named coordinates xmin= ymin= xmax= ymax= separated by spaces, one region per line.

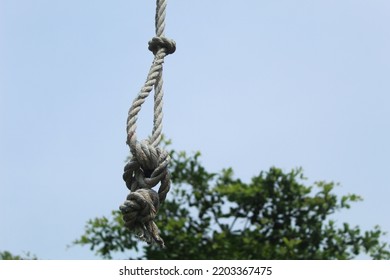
xmin=119 ymin=0 xmax=175 ymax=248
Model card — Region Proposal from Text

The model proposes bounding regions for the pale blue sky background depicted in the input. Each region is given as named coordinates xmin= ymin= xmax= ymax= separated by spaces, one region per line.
xmin=1 ymin=0 xmax=389 ymax=259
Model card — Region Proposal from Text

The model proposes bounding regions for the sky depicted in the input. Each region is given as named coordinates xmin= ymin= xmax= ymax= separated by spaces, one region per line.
xmin=1 ymin=0 xmax=390 ymax=259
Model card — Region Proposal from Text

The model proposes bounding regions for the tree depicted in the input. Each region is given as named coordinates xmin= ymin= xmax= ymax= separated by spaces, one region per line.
xmin=0 ymin=251 xmax=37 ymax=260
xmin=73 ymin=148 xmax=390 ymax=259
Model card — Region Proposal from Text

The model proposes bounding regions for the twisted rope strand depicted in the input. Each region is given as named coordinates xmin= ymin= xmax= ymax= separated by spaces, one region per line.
xmin=155 ymin=0 xmax=167 ymax=37
xmin=120 ymin=0 xmax=175 ymax=248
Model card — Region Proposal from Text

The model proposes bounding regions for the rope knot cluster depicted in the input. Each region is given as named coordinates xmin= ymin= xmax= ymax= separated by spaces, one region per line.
xmin=119 ymin=0 xmax=174 ymax=248
xmin=120 ymin=141 xmax=170 ymax=247
xmin=120 ymin=141 xmax=171 ymax=247
xmin=148 ymin=36 xmax=176 ymax=55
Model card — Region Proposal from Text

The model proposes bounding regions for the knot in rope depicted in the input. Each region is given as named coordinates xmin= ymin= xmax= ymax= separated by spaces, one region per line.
xmin=148 ymin=36 xmax=176 ymax=55
xmin=120 ymin=141 xmax=171 ymax=247
xmin=123 ymin=140 xmax=170 ymax=194
xmin=120 ymin=0 xmax=174 ymax=248
xmin=119 ymin=189 xmax=163 ymax=246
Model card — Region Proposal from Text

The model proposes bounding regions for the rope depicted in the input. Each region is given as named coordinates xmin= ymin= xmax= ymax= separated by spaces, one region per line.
xmin=119 ymin=0 xmax=176 ymax=248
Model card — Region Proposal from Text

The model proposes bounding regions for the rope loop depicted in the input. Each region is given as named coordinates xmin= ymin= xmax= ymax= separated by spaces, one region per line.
xmin=120 ymin=0 xmax=174 ymax=248
xmin=148 ymin=36 xmax=176 ymax=55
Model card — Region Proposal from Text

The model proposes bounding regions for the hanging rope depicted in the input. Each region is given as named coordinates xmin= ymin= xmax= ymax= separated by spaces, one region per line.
xmin=119 ymin=0 xmax=176 ymax=248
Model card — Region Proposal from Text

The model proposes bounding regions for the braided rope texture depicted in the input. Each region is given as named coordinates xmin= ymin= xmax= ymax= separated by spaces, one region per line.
xmin=119 ymin=0 xmax=176 ymax=248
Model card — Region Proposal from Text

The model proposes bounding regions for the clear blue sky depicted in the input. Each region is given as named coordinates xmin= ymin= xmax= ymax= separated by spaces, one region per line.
xmin=1 ymin=0 xmax=389 ymax=259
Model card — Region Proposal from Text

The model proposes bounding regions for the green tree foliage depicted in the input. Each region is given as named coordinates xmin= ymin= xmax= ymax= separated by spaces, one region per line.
xmin=0 ymin=251 xmax=37 ymax=260
xmin=74 ymin=149 xmax=390 ymax=260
